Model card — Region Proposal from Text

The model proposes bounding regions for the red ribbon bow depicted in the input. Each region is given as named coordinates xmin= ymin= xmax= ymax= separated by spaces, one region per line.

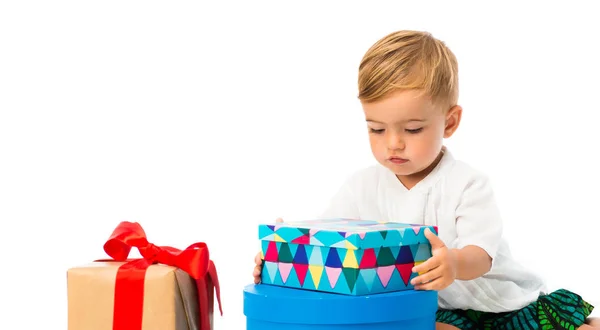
xmin=101 ymin=221 xmax=222 ymax=330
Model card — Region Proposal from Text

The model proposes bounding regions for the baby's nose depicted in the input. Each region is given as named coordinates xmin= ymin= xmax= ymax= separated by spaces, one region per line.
xmin=387 ymin=133 xmax=405 ymax=150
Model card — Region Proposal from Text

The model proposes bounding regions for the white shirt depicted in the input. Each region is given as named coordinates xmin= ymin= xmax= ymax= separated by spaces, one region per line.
xmin=319 ymin=148 xmax=547 ymax=312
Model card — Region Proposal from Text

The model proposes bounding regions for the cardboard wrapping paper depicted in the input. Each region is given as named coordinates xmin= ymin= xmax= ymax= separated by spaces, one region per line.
xmin=68 ymin=262 xmax=202 ymax=329
xmin=258 ymin=219 xmax=436 ymax=295
xmin=67 ymin=221 xmax=222 ymax=330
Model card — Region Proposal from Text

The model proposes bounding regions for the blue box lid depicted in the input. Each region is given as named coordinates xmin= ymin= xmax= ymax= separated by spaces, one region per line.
xmin=258 ymin=218 xmax=437 ymax=250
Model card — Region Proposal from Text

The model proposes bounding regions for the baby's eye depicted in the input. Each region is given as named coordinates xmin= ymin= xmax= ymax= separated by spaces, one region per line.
xmin=369 ymin=128 xmax=385 ymax=134
xmin=405 ymin=128 xmax=423 ymax=134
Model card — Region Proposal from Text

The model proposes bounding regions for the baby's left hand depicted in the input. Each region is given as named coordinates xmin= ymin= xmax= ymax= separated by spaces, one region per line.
xmin=411 ymin=228 xmax=457 ymax=291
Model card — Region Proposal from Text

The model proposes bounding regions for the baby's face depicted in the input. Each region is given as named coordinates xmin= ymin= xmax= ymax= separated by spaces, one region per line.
xmin=362 ymin=90 xmax=460 ymax=187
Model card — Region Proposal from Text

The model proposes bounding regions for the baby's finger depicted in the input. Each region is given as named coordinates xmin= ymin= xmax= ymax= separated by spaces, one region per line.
xmin=412 ymin=256 xmax=439 ymax=274
xmin=253 ymin=265 xmax=262 ymax=277
xmin=414 ymin=276 xmax=446 ymax=291
xmin=411 ymin=266 xmax=442 ymax=286
xmin=255 ymin=252 xmax=263 ymax=266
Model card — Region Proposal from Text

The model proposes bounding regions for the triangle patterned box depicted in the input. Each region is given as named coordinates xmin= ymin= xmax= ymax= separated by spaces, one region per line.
xmin=258 ymin=218 xmax=436 ymax=295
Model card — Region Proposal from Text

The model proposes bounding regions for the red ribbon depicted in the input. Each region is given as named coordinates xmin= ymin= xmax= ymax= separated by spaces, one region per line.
xmin=100 ymin=221 xmax=222 ymax=330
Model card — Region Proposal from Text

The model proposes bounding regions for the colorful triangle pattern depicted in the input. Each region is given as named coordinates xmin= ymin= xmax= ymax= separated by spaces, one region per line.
xmin=258 ymin=219 xmax=435 ymax=295
xmin=260 ymin=240 xmax=430 ymax=295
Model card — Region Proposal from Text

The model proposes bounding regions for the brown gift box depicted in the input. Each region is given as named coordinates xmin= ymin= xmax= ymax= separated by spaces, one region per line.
xmin=67 ymin=223 xmax=220 ymax=330
xmin=68 ymin=262 xmax=204 ymax=330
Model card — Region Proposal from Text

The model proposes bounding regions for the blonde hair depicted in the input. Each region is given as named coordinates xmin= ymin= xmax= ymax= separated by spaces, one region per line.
xmin=358 ymin=30 xmax=459 ymax=108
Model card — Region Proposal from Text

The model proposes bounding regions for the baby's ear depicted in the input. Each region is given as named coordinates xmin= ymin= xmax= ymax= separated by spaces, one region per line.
xmin=444 ymin=105 xmax=462 ymax=138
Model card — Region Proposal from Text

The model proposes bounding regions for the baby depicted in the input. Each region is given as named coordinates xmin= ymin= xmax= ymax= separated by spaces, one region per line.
xmin=252 ymin=30 xmax=597 ymax=329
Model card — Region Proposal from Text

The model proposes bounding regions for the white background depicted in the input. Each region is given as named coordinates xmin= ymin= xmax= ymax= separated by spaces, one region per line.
xmin=1 ymin=1 xmax=599 ymax=329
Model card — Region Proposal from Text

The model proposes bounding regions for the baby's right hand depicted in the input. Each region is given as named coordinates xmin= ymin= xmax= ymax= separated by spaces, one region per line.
xmin=253 ymin=217 xmax=284 ymax=284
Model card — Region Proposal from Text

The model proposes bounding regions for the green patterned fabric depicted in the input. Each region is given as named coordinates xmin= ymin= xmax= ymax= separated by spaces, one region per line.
xmin=436 ymin=289 xmax=594 ymax=329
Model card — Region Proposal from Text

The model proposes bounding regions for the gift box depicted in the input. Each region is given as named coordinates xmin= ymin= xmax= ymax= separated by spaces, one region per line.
xmin=67 ymin=222 xmax=223 ymax=330
xmin=258 ymin=219 xmax=436 ymax=295
xmin=243 ymin=283 xmax=438 ymax=329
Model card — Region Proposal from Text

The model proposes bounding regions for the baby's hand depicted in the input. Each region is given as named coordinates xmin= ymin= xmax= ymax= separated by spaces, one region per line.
xmin=411 ymin=228 xmax=457 ymax=291
xmin=252 ymin=217 xmax=284 ymax=284
xmin=252 ymin=251 xmax=262 ymax=284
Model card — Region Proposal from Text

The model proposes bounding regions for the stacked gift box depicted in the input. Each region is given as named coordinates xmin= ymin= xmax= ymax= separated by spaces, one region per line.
xmin=259 ymin=218 xmax=435 ymax=295
xmin=243 ymin=218 xmax=440 ymax=329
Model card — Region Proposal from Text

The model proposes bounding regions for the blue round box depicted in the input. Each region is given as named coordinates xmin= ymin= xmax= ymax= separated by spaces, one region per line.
xmin=243 ymin=284 xmax=438 ymax=329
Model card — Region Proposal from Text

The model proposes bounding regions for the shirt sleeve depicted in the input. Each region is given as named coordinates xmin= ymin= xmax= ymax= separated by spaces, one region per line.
xmin=318 ymin=176 xmax=361 ymax=220
xmin=454 ymin=173 xmax=503 ymax=261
